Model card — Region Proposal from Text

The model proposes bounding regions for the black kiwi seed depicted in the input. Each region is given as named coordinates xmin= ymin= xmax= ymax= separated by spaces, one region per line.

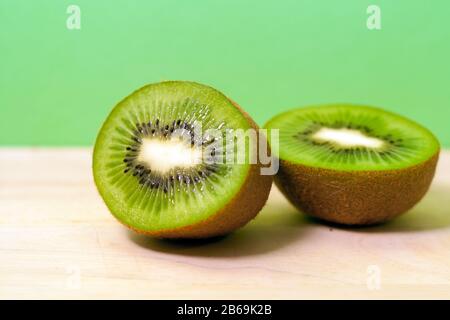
xmin=120 ymin=119 xmax=226 ymax=193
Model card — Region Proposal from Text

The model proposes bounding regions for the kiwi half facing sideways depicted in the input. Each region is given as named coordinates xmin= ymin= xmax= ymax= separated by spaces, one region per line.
xmin=265 ymin=104 xmax=440 ymax=225
xmin=93 ymin=81 xmax=272 ymax=238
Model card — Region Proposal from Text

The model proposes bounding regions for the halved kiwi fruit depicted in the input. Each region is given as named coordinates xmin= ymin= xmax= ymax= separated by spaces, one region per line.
xmin=265 ymin=104 xmax=440 ymax=225
xmin=93 ymin=81 xmax=272 ymax=238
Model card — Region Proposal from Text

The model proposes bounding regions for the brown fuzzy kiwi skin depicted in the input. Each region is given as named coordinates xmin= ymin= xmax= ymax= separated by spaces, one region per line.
xmin=275 ymin=152 xmax=439 ymax=225
xmin=125 ymin=98 xmax=273 ymax=239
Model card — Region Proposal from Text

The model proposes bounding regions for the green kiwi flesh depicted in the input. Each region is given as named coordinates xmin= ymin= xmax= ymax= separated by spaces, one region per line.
xmin=265 ymin=104 xmax=440 ymax=225
xmin=93 ymin=81 xmax=272 ymax=238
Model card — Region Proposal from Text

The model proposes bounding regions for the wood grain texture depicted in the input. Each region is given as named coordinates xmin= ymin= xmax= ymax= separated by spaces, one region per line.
xmin=1 ymin=148 xmax=449 ymax=299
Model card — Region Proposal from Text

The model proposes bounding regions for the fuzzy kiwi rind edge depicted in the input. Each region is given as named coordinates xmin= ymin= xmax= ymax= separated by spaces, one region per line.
xmin=275 ymin=153 xmax=439 ymax=225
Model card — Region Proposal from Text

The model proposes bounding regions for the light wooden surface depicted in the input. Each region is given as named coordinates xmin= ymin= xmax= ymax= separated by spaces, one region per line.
xmin=1 ymin=148 xmax=449 ymax=299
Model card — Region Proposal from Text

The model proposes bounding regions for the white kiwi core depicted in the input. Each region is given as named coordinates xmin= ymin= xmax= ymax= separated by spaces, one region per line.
xmin=138 ymin=138 xmax=203 ymax=174
xmin=312 ymin=127 xmax=385 ymax=149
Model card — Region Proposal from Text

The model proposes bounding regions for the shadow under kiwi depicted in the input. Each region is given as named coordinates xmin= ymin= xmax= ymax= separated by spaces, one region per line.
xmin=127 ymin=193 xmax=309 ymax=257
xmin=306 ymin=185 xmax=450 ymax=233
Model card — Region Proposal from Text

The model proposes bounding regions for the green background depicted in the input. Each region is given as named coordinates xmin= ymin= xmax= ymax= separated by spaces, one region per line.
xmin=1 ymin=0 xmax=449 ymax=146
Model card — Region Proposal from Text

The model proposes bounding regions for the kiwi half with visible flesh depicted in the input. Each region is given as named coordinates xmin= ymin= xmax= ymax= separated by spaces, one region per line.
xmin=265 ymin=104 xmax=440 ymax=225
xmin=93 ymin=81 xmax=272 ymax=238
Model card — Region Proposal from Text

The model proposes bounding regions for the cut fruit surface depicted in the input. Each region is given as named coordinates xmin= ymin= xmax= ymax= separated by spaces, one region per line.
xmin=265 ymin=104 xmax=440 ymax=225
xmin=265 ymin=104 xmax=440 ymax=171
xmin=93 ymin=81 xmax=271 ymax=236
